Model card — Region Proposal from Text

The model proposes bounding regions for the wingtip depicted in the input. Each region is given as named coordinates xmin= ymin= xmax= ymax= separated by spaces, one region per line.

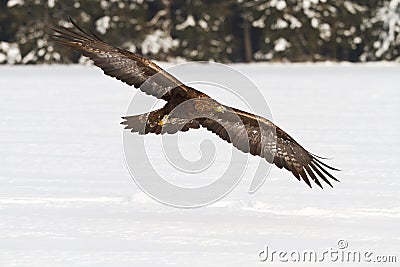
xmin=312 ymin=160 xmax=340 ymax=183
xmin=313 ymin=157 xmax=341 ymax=171
xmin=310 ymin=152 xmax=334 ymax=160
xmin=68 ymin=16 xmax=74 ymax=24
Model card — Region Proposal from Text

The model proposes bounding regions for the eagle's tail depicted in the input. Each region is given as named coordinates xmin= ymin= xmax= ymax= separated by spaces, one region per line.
xmin=121 ymin=108 xmax=200 ymax=135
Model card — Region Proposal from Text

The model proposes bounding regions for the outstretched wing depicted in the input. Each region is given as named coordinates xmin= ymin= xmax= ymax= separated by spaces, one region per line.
xmin=53 ymin=19 xmax=203 ymax=101
xmin=200 ymin=107 xmax=339 ymax=189
xmin=122 ymin=102 xmax=339 ymax=188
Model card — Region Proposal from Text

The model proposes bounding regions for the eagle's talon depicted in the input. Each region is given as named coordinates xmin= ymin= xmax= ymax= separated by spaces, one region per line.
xmin=158 ymin=115 xmax=169 ymax=126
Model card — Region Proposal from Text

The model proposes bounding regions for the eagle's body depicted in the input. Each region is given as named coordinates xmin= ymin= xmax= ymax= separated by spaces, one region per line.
xmin=53 ymin=20 xmax=339 ymax=189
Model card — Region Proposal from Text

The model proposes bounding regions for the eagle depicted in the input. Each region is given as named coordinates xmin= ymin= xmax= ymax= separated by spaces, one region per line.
xmin=53 ymin=20 xmax=339 ymax=189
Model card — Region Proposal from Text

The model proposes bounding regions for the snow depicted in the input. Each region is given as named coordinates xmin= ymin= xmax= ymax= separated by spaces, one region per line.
xmin=0 ymin=42 xmax=21 ymax=64
xmin=274 ymin=37 xmax=290 ymax=52
xmin=6 ymin=0 xmax=24 ymax=7
xmin=311 ymin=17 xmax=319 ymax=28
xmin=176 ymin=15 xmax=196 ymax=31
xmin=252 ymin=17 xmax=266 ymax=28
xmin=374 ymin=0 xmax=400 ymax=58
xmin=47 ymin=0 xmax=55 ymax=8
xmin=198 ymin=19 xmax=208 ymax=30
xmin=272 ymin=18 xmax=288 ymax=29
xmin=0 ymin=63 xmax=399 ymax=266
xmin=270 ymin=0 xmax=287 ymax=11
xmin=141 ymin=30 xmax=179 ymax=55
xmin=284 ymin=14 xmax=302 ymax=29
xmin=319 ymin=23 xmax=331 ymax=40
xmin=95 ymin=16 xmax=111 ymax=35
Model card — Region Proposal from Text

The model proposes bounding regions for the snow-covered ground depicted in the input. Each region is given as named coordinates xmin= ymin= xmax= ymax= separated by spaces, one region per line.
xmin=0 ymin=63 xmax=399 ymax=266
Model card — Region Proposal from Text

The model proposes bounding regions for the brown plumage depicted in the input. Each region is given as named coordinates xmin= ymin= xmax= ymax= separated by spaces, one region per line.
xmin=53 ymin=19 xmax=340 ymax=189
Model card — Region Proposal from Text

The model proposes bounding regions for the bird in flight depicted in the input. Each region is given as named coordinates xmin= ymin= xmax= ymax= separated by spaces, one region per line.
xmin=53 ymin=19 xmax=339 ymax=189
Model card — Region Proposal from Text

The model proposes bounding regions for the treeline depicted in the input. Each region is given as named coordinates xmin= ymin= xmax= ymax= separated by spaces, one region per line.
xmin=0 ymin=0 xmax=399 ymax=64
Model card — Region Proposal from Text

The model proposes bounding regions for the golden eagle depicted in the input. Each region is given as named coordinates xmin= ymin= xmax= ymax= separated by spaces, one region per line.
xmin=53 ymin=20 xmax=339 ymax=189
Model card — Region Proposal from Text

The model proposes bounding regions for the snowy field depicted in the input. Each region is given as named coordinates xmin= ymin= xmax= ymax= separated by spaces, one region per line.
xmin=1 ymin=63 xmax=399 ymax=266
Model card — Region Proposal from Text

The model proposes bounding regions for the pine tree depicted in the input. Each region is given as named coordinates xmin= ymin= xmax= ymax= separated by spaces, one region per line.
xmin=0 ymin=0 xmax=398 ymax=63
xmin=362 ymin=0 xmax=400 ymax=61
xmin=244 ymin=0 xmax=371 ymax=62
xmin=4 ymin=0 xmax=154 ymax=63
xmin=5 ymin=0 xmax=67 ymax=64
xmin=170 ymin=0 xmax=237 ymax=62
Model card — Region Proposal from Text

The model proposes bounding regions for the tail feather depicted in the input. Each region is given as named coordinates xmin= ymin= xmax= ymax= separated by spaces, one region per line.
xmin=121 ymin=108 xmax=200 ymax=135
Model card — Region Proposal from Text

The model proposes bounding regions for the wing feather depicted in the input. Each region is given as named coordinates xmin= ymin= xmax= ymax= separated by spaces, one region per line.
xmin=53 ymin=19 xmax=202 ymax=101
xmin=309 ymin=162 xmax=333 ymax=187
xmin=199 ymin=107 xmax=339 ymax=188
xmin=304 ymin=165 xmax=322 ymax=189
xmin=299 ymin=168 xmax=312 ymax=188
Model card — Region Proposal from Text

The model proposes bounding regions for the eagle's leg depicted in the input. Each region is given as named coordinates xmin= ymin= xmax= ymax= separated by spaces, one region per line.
xmin=157 ymin=115 xmax=170 ymax=126
xmin=121 ymin=108 xmax=165 ymax=134
xmin=121 ymin=108 xmax=200 ymax=135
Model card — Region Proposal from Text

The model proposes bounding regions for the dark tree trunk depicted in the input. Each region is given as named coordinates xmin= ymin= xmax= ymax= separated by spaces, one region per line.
xmin=243 ymin=19 xmax=252 ymax=63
